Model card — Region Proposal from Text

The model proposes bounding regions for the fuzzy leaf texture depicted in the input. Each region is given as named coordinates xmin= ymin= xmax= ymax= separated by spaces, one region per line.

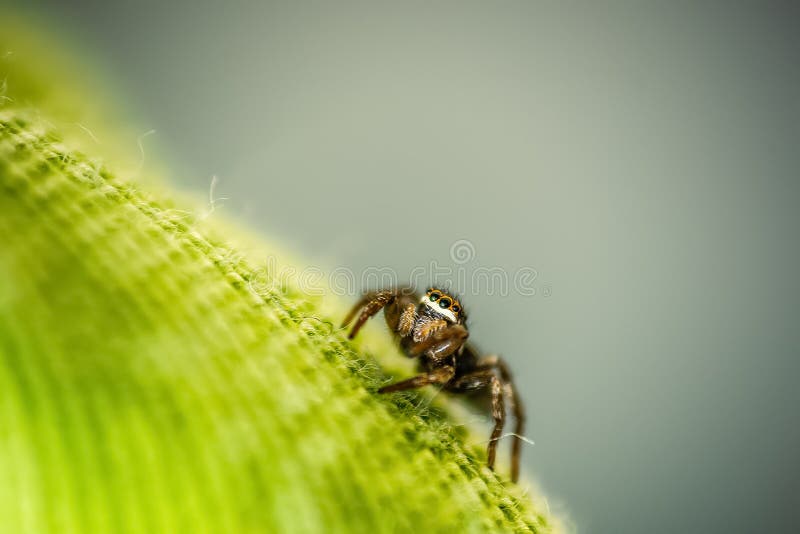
xmin=0 ymin=15 xmax=560 ymax=534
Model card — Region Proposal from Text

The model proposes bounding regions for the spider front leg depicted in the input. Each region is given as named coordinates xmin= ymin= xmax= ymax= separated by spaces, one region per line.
xmin=378 ymin=325 xmax=467 ymax=395
xmin=342 ymin=289 xmax=415 ymax=340
xmin=407 ymin=323 xmax=469 ymax=362
xmin=378 ymin=324 xmax=467 ymax=392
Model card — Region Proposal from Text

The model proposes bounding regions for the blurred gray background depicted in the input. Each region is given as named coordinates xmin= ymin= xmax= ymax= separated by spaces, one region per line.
xmin=9 ymin=1 xmax=799 ymax=532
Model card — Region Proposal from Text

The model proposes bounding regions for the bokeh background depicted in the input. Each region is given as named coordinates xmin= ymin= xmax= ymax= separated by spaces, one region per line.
xmin=5 ymin=1 xmax=798 ymax=533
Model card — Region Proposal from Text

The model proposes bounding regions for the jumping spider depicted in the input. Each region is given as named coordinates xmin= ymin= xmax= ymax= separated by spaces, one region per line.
xmin=342 ymin=286 xmax=525 ymax=482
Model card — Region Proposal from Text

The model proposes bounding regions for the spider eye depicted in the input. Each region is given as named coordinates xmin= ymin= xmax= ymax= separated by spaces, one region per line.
xmin=430 ymin=292 xmax=440 ymax=301
xmin=439 ymin=298 xmax=451 ymax=308
xmin=452 ymin=305 xmax=460 ymax=313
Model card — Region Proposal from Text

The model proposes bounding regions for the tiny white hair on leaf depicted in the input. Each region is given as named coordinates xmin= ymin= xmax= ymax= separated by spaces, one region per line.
xmin=200 ymin=175 xmax=229 ymax=220
xmin=75 ymin=123 xmax=100 ymax=144
xmin=486 ymin=432 xmax=535 ymax=446
xmin=135 ymin=128 xmax=156 ymax=173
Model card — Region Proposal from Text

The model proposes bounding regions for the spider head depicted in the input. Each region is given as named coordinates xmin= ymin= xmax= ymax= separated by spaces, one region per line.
xmin=420 ymin=287 xmax=465 ymax=324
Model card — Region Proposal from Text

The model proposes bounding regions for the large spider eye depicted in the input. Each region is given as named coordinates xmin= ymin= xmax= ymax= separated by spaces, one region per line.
xmin=439 ymin=298 xmax=451 ymax=308
xmin=452 ymin=305 xmax=460 ymax=313
xmin=430 ymin=292 xmax=440 ymax=301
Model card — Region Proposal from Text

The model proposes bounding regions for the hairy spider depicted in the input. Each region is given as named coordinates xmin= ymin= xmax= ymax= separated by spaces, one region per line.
xmin=342 ymin=286 xmax=525 ymax=482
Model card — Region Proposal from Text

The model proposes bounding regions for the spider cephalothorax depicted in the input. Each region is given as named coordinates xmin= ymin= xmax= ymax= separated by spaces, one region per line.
xmin=402 ymin=288 xmax=465 ymax=345
xmin=342 ymin=285 xmax=526 ymax=482
xmin=419 ymin=288 xmax=464 ymax=322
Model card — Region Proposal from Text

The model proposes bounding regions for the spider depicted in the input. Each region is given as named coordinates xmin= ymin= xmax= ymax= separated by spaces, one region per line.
xmin=342 ymin=286 xmax=525 ymax=482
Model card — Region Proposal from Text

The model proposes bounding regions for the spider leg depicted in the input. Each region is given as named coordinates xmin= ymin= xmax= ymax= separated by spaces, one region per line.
xmin=341 ymin=290 xmax=396 ymax=339
xmin=378 ymin=365 xmax=455 ymax=393
xmin=341 ymin=290 xmax=384 ymax=327
xmin=343 ymin=288 xmax=419 ymax=340
xmin=407 ymin=324 xmax=469 ymax=360
xmin=478 ymin=356 xmax=525 ymax=482
xmin=448 ymin=369 xmax=506 ymax=475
